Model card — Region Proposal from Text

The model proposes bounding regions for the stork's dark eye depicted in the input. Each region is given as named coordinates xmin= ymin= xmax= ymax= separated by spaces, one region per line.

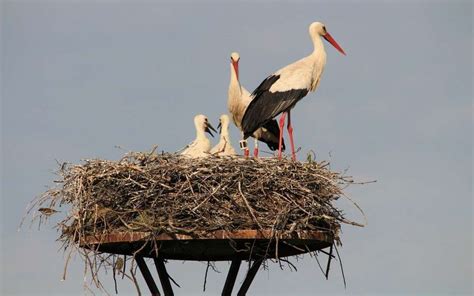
xmin=323 ymin=26 xmax=326 ymax=32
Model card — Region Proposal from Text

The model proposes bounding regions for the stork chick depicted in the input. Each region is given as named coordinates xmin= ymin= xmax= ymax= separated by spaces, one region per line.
xmin=210 ymin=114 xmax=237 ymax=156
xmin=181 ymin=114 xmax=217 ymax=158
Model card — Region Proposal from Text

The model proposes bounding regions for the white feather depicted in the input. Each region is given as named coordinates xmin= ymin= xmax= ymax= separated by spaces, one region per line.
xmin=210 ymin=114 xmax=237 ymax=156
xmin=181 ymin=114 xmax=212 ymax=158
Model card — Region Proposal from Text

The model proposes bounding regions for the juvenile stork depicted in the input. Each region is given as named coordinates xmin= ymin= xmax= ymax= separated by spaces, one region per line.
xmin=228 ymin=52 xmax=284 ymax=157
xmin=181 ymin=114 xmax=217 ymax=158
xmin=210 ymin=114 xmax=237 ymax=156
xmin=241 ymin=22 xmax=345 ymax=160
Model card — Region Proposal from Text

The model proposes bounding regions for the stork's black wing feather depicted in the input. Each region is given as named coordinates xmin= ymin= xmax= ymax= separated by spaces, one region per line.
xmin=260 ymin=119 xmax=285 ymax=151
xmin=251 ymin=75 xmax=280 ymax=98
xmin=242 ymin=75 xmax=308 ymax=138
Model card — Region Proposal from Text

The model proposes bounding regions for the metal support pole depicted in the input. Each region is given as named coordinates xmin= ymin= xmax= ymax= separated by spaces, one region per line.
xmin=136 ymin=256 xmax=161 ymax=296
xmin=325 ymin=244 xmax=334 ymax=279
xmin=222 ymin=259 xmax=242 ymax=296
xmin=153 ymin=258 xmax=174 ymax=296
xmin=237 ymin=259 xmax=263 ymax=296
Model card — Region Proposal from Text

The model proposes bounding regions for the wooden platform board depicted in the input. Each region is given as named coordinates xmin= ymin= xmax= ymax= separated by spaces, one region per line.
xmin=80 ymin=229 xmax=333 ymax=261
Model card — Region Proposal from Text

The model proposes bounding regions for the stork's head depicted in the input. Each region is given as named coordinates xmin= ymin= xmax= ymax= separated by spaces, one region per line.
xmin=230 ymin=52 xmax=240 ymax=80
xmin=309 ymin=22 xmax=346 ymax=55
xmin=194 ymin=114 xmax=216 ymax=137
xmin=217 ymin=114 xmax=230 ymax=134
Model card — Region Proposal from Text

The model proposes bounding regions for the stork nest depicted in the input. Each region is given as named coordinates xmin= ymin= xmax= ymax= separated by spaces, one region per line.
xmin=26 ymin=149 xmax=365 ymax=293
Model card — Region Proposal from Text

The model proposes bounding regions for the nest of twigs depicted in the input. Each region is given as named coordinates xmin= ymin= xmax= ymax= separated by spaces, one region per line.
xmin=27 ymin=149 xmax=365 ymax=293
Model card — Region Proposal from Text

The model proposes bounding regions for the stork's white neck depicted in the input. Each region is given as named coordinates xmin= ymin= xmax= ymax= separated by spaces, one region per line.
xmin=221 ymin=122 xmax=230 ymax=138
xmin=307 ymin=33 xmax=327 ymax=91
xmin=218 ymin=123 xmax=232 ymax=150
xmin=195 ymin=123 xmax=207 ymax=140
xmin=229 ymin=63 xmax=241 ymax=95
xmin=311 ymin=33 xmax=326 ymax=57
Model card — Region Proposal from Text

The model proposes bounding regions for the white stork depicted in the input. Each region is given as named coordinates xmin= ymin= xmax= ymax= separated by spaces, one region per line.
xmin=181 ymin=114 xmax=217 ymax=158
xmin=227 ymin=52 xmax=284 ymax=157
xmin=241 ymin=22 xmax=345 ymax=160
xmin=210 ymin=114 xmax=237 ymax=156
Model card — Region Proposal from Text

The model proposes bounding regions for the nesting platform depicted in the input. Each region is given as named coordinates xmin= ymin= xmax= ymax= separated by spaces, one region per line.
xmin=81 ymin=229 xmax=333 ymax=295
xmin=81 ymin=229 xmax=332 ymax=260
xmin=30 ymin=151 xmax=360 ymax=295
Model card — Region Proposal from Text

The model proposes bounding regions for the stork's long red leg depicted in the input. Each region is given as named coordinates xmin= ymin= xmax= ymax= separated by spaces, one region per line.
xmin=287 ymin=111 xmax=296 ymax=161
xmin=240 ymin=132 xmax=250 ymax=158
xmin=278 ymin=113 xmax=287 ymax=159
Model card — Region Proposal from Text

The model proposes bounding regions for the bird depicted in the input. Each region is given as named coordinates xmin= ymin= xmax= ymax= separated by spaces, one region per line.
xmin=241 ymin=22 xmax=345 ymax=160
xmin=227 ymin=51 xmax=284 ymax=157
xmin=180 ymin=114 xmax=217 ymax=158
xmin=210 ymin=114 xmax=237 ymax=156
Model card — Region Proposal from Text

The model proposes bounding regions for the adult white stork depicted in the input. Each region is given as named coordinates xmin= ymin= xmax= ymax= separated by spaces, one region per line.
xmin=227 ymin=52 xmax=284 ymax=157
xmin=210 ymin=114 xmax=237 ymax=156
xmin=241 ymin=22 xmax=345 ymax=160
xmin=181 ymin=114 xmax=217 ymax=158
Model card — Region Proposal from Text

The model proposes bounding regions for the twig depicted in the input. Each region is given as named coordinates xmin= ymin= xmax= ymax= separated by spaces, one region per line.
xmin=238 ymin=182 xmax=263 ymax=231
xmin=334 ymin=244 xmax=347 ymax=288
xmin=203 ymin=261 xmax=211 ymax=292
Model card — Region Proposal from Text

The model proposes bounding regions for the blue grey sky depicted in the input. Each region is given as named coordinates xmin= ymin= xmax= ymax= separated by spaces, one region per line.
xmin=1 ymin=1 xmax=472 ymax=295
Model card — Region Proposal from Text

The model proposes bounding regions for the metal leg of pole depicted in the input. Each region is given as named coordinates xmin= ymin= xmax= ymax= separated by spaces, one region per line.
xmin=153 ymin=258 xmax=174 ymax=296
xmin=237 ymin=259 xmax=263 ymax=296
xmin=221 ymin=259 xmax=242 ymax=296
xmin=135 ymin=256 xmax=161 ymax=296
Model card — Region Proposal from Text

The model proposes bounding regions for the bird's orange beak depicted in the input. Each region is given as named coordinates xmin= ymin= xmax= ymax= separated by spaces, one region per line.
xmin=231 ymin=58 xmax=239 ymax=80
xmin=323 ymin=32 xmax=346 ymax=56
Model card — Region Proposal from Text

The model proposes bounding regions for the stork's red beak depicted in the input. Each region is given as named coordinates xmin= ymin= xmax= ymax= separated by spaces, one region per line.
xmin=323 ymin=32 xmax=346 ymax=56
xmin=231 ymin=58 xmax=239 ymax=80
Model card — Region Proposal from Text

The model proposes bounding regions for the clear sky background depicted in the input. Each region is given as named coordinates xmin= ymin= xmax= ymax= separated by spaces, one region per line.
xmin=1 ymin=1 xmax=472 ymax=295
